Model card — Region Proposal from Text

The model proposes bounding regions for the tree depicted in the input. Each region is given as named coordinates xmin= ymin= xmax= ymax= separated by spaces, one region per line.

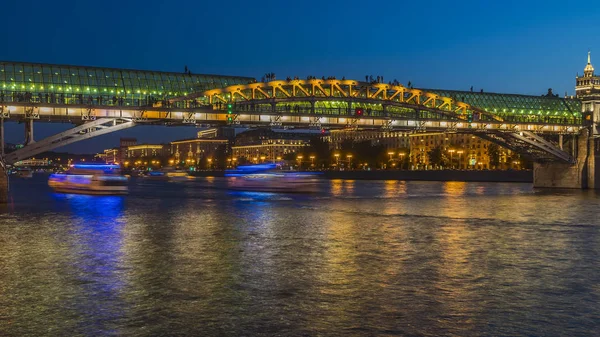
xmin=283 ymin=152 xmax=296 ymax=161
xmin=397 ymin=147 xmax=410 ymax=170
xmin=237 ymin=156 xmax=250 ymax=165
xmin=428 ymin=146 xmax=445 ymax=169
xmin=301 ymin=137 xmax=331 ymax=167
xmin=213 ymin=145 xmax=228 ymax=169
xmin=487 ymin=143 xmax=500 ymax=169
xmin=508 ymin=152 xmax=532 ymax=170
xmin=198 ymin=156 xmax=208 ymax=170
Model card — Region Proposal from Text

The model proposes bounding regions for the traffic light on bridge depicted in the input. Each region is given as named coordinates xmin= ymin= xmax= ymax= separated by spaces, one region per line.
xmin=467 ymin=112 xmax=473 ymax=123
xmin=355 ymin=107 xmax=364 ymax=116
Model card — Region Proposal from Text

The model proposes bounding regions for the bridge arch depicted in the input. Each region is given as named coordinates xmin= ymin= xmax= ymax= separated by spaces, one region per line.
xmin=176 ymin=79 xmax=505 ymax=124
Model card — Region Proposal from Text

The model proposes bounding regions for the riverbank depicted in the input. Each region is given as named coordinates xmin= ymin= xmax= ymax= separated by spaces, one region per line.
xmin=323 ymin=169 xmax=532 ymax=182
xmin=191 ymin=169 xmax=533 ymax=183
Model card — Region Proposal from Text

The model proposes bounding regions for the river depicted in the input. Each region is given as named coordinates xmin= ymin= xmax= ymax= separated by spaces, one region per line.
xmin=0 ymin=175 xmax=599 ymax=336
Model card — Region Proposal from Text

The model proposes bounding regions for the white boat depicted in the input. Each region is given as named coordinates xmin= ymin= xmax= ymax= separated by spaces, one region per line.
xmin=48 ymin=163 xmax=128 ymax=195
xmin=144 ymin=167 xmax=190 ymax=181
xmin=226 ymin=164 xmax=321 ymax=193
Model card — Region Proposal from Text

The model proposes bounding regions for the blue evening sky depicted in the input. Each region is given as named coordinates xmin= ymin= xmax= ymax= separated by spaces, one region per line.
xmin=2 ymin=0 xmax=599 ymax=153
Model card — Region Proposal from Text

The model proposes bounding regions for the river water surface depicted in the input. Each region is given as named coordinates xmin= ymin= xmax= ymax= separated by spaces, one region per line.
xmin=0 ymin=176 xmax=599 ymax=336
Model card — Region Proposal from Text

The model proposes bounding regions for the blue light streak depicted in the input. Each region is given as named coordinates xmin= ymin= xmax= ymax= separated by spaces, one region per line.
xmin=72 ymin=163 xmax=120 ymax=170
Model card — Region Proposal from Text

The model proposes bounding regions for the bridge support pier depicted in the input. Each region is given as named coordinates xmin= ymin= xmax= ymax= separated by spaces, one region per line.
xmin=24 ymin=119 xmax=34 ymax=145
xmin=533 ymin=128 xmax=599 ymax=189
xmin=0 ymin=162 xmax=7 ymax=204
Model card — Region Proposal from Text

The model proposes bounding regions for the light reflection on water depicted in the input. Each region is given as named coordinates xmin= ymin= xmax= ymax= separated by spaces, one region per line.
xmin=0 ymin=176 xmax=599 ymax=336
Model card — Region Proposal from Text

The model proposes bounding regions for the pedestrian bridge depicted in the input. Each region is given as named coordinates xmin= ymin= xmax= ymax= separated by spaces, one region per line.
xmin=0 ymin=78 xmax=582 ymax=165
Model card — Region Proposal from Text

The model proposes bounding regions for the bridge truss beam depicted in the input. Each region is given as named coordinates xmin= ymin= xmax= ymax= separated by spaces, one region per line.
xmin=4 ymin=118 xmax=135 ymax=164
xmin=475 ymin=131 xmax=575 ymax=164
xmin=194 ymin=79 xmax=501 ymax=123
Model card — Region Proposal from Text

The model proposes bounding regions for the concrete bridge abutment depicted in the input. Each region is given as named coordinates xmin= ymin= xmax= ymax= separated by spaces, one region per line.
xmin=533 ymin=128 xmax=599 ymax=189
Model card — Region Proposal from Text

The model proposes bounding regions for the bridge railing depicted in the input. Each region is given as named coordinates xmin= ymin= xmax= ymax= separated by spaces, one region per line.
xmin=219 ymin=103 xmax=582 ymax=126
xmin=0 ymin=91 xmax=208 ymax=110
xmin=498 ymin=114 xmax=581 ymax=125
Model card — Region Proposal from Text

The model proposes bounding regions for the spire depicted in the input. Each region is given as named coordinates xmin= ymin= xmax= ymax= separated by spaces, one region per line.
xmin=584 ymin=50 xmax=594 ymax=77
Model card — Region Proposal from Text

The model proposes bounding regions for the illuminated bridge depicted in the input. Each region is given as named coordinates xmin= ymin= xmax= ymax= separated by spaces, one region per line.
xmin=0 ymin=61 xmax=584 ymax=166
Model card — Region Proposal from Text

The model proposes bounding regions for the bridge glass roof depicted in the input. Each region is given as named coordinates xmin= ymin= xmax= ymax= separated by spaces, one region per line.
xmin=427 ymin=89 xmax=581 ymax=117
xmin=0 ymin=61 xmax=253 ymax=104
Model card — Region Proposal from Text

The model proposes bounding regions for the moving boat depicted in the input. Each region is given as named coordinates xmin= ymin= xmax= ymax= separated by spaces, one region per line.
xmin=144 ymin=167 xmax=189 ymax=181
xmin=225 ymin=163 xmax=321 ymax=193
xmin=48 ymin=163 xmax=128 ymax=195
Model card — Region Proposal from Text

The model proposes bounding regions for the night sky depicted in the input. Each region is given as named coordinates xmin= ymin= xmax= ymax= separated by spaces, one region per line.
xmin=3 ymin=0 xmax=600 ymax=153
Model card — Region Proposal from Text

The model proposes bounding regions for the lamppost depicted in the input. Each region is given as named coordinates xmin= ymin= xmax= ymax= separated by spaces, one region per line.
xmin=456 ymin=150 xmax=464 ymax=170
xmin=207 ymin=158 xmax=213 ymax=169
xmin=334 ymin=153 xmax=340 ymax=169
xmin=310 ymin=155 xmax=315 ymax=167
xmin=347 ymin=154 xmax=353 ymax=170
xmin=388 ymin=151 xmax=395 ymax=169
xmin=260 ymin=155 xmax=266 ymax=162
xmin=448 ymin=149 xmax=456 ymax=169
xmin=297 ymin=155 xmax=303 ymax=170
xmin=399 ymin=152 xmax=406 ymax=170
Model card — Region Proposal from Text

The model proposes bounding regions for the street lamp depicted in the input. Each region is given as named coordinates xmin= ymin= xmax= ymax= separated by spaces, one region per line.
xmin=347 ymin=154 xmax=353 ymax=170
xmin=297 ymin=155 xmax=303 ymax=170
xmin=456 ymin=150 xmax=464 ymax=170
xmin=398 ymin=152 xmax=406 ymax=170
xmin=388 ymin=151 xmax=395 ymax=169
xmin=334 ymin=153 xmax=340 ymax=168
xmin=260 ymin=155 xmax=266 ymax=162
xmin=309 ymin=155 xmax=315 ymax=167
xmin=448 ymin=149 xmax=456 ymax=169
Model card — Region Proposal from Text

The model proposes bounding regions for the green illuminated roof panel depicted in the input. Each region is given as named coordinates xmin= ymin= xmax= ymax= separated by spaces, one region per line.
xmin=0 ymin=61 xmax=254 ymax=99
xmin=427 ymin=89 xmax=581 ymax=116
